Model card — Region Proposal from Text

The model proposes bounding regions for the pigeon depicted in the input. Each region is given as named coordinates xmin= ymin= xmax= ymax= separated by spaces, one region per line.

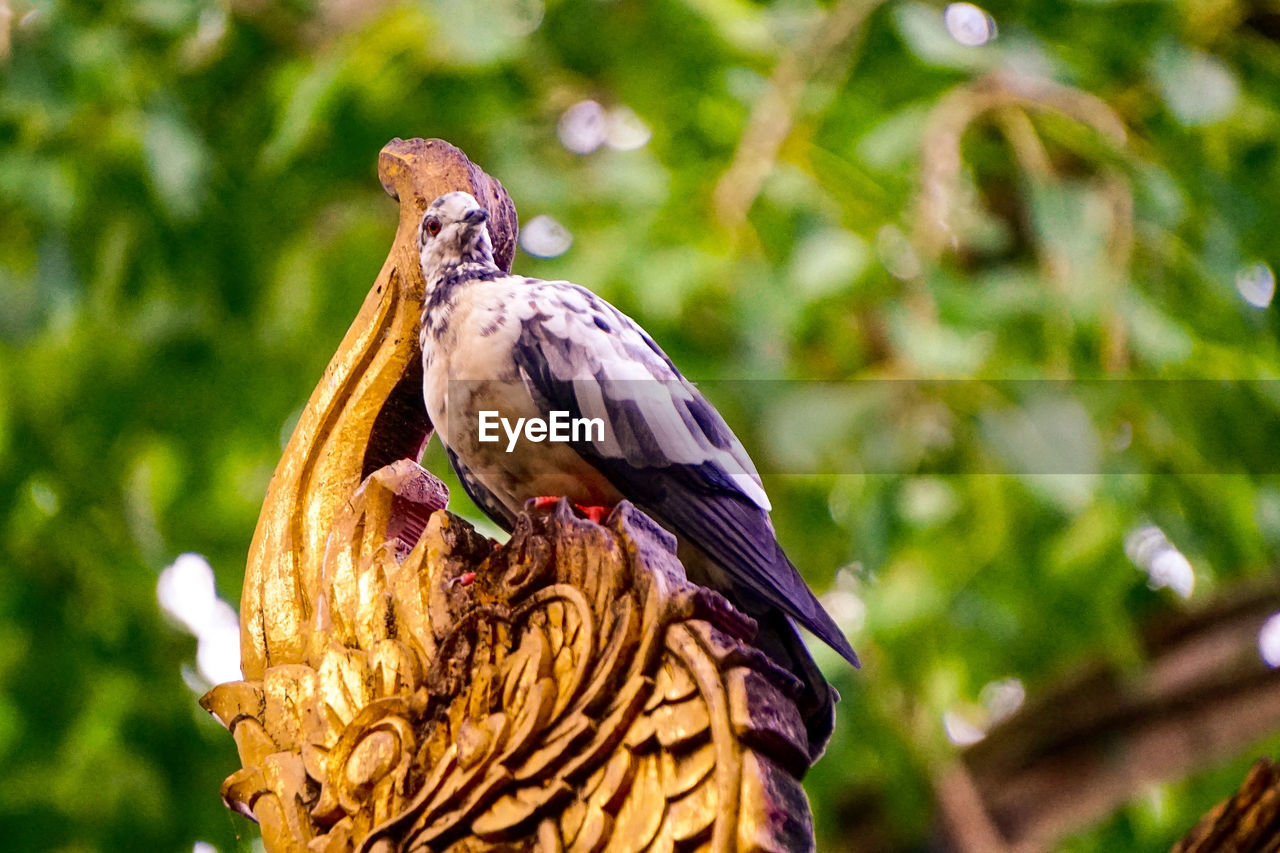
xmin=416 ymin=191 xmax=859 ymax=756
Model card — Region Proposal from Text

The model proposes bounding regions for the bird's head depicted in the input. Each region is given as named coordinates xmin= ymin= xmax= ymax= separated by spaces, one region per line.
xmin=417 ymin=191 xmax=495 ymax=279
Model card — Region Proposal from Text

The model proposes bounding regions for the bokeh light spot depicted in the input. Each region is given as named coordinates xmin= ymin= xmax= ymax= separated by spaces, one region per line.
xmin=943 ymin=3 xmax=996 ymax=47
xmin=558 ymin=100 xmax=607 ymax=155
xmin=1259 ymin=612 xmax=1280 ymax=668
xmin=821 ymin=566 xmax=867 ymax=634
xmin=943 ymin=710 xmax=985 ymax=746
xmin=605 ymin=105 xmax=651 ymax=151
xmin=876 ymin=225 xmax=922 ymax=280
xmin=1235 ymin=262 xmax=1275 ymax=309
xmin=559 ymin=100 xmax=650 ymax=154
xmin=981 ymin=677 xmax=1025 ymax=725
xmin=157 ymin=553 xmax=242 ymax=686
xmin=520 ymin=214 xmax=573 ymax=258
xmin=1154 ymin=46 xmax=1240 ymax=126
xmin=29 ymin=479 xmax=60 ymax=516
xmin=1124 ymin=525 xmax=1195 ymax=599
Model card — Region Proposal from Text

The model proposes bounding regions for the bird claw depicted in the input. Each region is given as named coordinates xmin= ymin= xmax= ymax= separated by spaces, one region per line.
xmin=446 ymin=571 xmax=476 ymax=589
xmin=575 ymin=504 xmax=611 ymax=524
xmin=526 ymin=496 xmax=612 ymax=525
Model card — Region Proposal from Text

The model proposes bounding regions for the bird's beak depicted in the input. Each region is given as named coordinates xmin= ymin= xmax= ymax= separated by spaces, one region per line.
xmin=462 ymin=208 xmax=489 ymax=227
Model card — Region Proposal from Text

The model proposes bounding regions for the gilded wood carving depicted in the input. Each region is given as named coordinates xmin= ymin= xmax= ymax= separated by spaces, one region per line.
xmin=202 ymin=139 xmax=819 ymax=852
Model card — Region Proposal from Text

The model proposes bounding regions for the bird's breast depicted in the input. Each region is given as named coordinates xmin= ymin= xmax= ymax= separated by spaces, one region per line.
xmin=422 ymin=280 xmax=621 ymax=516
xmin=422 ymin=281 xmax=524 ymax=443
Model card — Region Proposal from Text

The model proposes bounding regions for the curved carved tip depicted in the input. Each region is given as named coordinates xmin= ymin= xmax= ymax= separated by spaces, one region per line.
xmin=221 ymin=767 xmax=268 ymax=820
xmin=376 ymin=137 xmax=518 ymax=272
xmin=242 ymin=140 xmax=518 ymax=682
xmin=377 ymin=137 xmax=461 ymax=201
xmin=200 ymin=680 xmax=264 ymax=729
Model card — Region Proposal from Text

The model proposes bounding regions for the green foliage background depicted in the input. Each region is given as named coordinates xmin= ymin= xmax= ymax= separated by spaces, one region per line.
xmin=2 ymin=0 xmax=1279 ymax=850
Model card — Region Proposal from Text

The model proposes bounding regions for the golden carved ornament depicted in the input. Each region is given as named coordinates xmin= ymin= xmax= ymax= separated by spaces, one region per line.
xmin=202 ymin=139 xmax=819 ymax=852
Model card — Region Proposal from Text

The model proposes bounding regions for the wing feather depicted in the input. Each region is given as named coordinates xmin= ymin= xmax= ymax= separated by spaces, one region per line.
xmin=508 ymin=282 xmax=858 ymax=666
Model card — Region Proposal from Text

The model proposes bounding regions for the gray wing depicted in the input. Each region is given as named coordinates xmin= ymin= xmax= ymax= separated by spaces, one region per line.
xmin=510 ymin=282 xmax=859 ymax=668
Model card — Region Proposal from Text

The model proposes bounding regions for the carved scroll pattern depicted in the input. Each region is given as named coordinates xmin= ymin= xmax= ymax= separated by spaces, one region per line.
xmin=203 ymin=461 xmax=815 ymax=853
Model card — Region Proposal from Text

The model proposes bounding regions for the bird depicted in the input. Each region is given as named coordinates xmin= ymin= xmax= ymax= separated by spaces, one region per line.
xmin=416 ymin=190 xmax=859 ymax=757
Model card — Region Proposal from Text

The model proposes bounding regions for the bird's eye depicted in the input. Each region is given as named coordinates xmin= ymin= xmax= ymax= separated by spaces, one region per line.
xmin=424 ymin=216 xmax=442 ymax=237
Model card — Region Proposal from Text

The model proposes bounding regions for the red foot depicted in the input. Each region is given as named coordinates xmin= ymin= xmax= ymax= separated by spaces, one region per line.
xmin=528 ymin=496 xmax=612 ymax=524
xmin=576 ymin=505 xmax=611 ymax=524
xmin=447 ymin=571 xmax=476 ymax=589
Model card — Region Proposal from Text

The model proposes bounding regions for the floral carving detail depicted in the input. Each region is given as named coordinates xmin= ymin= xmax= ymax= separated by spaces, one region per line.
xmin=203 ymin=460 xmax=816 ymax=852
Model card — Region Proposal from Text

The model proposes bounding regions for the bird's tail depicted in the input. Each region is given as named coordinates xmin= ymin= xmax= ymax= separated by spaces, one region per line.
xmin=752 ymin=610 xmax=840 ymax=762
xmin=675 ymin=537 xmax=854 ymax=760
xmin=771 ymin=544 xmax=861 ymax=670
